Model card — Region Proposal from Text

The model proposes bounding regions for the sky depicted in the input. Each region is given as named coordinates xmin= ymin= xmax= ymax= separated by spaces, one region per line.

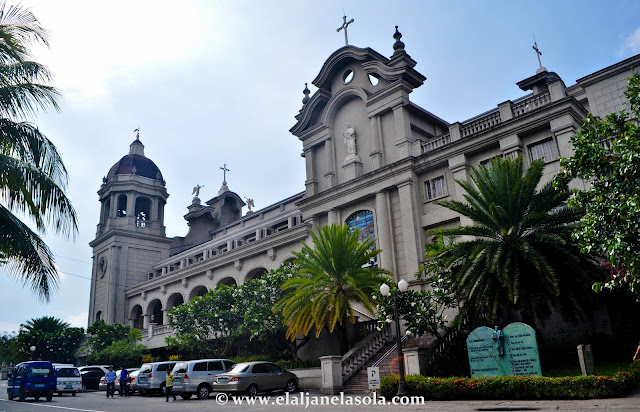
xmin=1 ymin=0 xmax=640 ymax=334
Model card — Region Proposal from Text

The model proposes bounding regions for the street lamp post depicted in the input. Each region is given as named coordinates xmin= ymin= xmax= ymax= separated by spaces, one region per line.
xmin=30 ymin=346 xmax=36 ymax=361
xmin=380 ymin=279 xmax=409 ymax=396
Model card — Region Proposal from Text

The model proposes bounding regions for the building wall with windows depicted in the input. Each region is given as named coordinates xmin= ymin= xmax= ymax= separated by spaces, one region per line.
xmin=88 ymin=31 xmax=640 ymax=349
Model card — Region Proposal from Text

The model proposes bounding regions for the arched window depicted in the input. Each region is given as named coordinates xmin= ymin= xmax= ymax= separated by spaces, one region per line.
xmin=117 ymin=194 xmax=127 ymax=217
xmin=135 ymin=197 xmax=151 ymax=227
xmin=346 ymin=210 xmax=377 ymax=266
xmin=95 ymin=311 xmax=102 ymax=322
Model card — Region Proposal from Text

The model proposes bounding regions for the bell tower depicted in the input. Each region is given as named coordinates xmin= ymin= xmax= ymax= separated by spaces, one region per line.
xmin=88 ymin=134 xmax=172 ymax=326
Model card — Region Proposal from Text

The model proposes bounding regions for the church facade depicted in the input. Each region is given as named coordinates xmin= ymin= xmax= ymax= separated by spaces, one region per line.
xmin=88 ymin=27 xmax=640 ymax=349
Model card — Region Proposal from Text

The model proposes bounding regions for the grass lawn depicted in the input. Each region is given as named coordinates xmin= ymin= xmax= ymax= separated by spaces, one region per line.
xmin=543 ymin=360 xmax=631 ymax=377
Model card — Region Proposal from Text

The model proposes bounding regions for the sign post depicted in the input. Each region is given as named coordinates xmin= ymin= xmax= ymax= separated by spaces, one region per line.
xmin=367 ymin=367 xmax=380 ymax=390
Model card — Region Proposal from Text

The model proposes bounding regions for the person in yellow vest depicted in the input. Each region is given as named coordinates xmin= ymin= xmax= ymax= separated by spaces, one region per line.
xmin=165 ymin=369 xmax=176 ymax=402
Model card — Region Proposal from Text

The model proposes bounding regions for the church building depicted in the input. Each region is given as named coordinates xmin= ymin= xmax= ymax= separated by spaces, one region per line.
xmin=88 ymin=25 xmax=640 ymax=351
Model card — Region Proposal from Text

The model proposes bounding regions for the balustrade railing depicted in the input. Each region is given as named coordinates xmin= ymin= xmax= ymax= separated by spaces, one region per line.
xmin=354 ymin=320 xmax=378 ymax=340
xmin=461 ymin=110 xmax=502 ymax=138
xmin=341 ymin=324 xmax=392 ymax=381
xmin=513 ymin=92 xmax=551 ymax=117
xmin=422 ymin=133 xmax=451 ymax=153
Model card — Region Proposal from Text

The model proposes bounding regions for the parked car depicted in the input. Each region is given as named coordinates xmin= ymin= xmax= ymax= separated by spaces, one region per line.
xmin=172 ymin=359 xmax=236 ymax=399
xmin=137 ymin=361 xmax=177 ymax=396
xmin=213 ymin=361 xmax=298 ymax=397
xmin=53 ymin=364 xmax=81 ymax=396
xmin=7 ymin=361 xmax=56 ymax=401
xmin=98 ymin=368 xmax=139 ymax=394
xmin=128 ymin=369 xmax=141 ymax=394
xmin=77 ymin=365 xmax=110 ymax=392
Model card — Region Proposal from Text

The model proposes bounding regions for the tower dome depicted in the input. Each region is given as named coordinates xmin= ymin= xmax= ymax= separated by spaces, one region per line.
xmin=105 ymin=137 xmax=164 ymax=183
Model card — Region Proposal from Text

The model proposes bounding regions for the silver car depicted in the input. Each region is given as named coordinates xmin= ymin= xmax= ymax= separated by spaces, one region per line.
xmin=53 ymin=365 xmax=82 ymax=396
xmin=213 ymin=361 xmax=298 ymax=397
xmin=98 ymin=368 xmax=139 ymax=394
xmin=172 ymin=359 xmax=236 ymax=399
xmin=136 ymin=362 xmax=177 ymax=396
xmin=128 ymin=370 xmax=141 ymax=393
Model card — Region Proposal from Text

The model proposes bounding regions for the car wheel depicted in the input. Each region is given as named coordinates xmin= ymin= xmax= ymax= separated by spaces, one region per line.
xmin=80 ymin=383 xmax=87 ymax=392
xmin=8 ymin=390 xmax=14 ymax=400
xmin=246 ymin=384 xmax=258 ymax=397
xmin=19 ymin=392 xmax=25 ymax=401
xmin=197 ymin=384 xmax=210 ymax=399
xmin=160 ymin=382 xmax=167 ymax=396
xmin=139 ymin=388 xmax=147 ymax=396
xmin=180 ymin=393 xmax=192 ymax=400
xmin=72 ymin=392 xmax=77 ymax=397
xmin=35 ymin=397 xmax=40 ymax=401
xmin=285 ymin=379 xmax=298 ymax=393
xmin=46 ymin=395 xmax=53 ymax=402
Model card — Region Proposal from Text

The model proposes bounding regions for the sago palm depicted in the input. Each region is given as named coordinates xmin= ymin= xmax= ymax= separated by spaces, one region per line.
xmin=0 ymin=2 xmax=77 ymax=301
xmin=275 ymin=224 xmax=390 ymax=350
xmin=433 ymin=156 xmax=598 ymax=326
xmin=21 ymin=316 xmax=69 ymax=334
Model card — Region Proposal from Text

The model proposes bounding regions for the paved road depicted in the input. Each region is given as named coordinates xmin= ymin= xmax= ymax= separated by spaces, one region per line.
xmin=1 ymin=380 xmax=640 ymax=411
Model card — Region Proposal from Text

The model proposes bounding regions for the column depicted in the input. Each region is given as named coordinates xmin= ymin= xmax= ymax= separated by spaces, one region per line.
xmin=500 ymin=134 xmax=522 ymax=159
xmin=325 ymin=138 xmax=336 ymax=189
xmin=162 ymin=309 xmax=170 ymax=326
xmin=303 ymin=148 xmax=318 ymax=196
xmin=369 ymin=116 xmax=384 ymax=169
xmin=320 ymin=356 xmax=343 ymax=395
xmin=393 ymin=105 xmax=413 ymax=158
xmin=107 ymin=246 xmax=121 ymax=324
xmin=143 ymin=314 xmax=151 ymax=329
xmin=396 ymin=180 xmax=420 ymax=278
xmin=328 ymin=209 xmax=340 ymax=226
xmin=448 ymin=154 xmax=474 ymax=226
xmin=375 ymin=191 xmax=395 ymax=273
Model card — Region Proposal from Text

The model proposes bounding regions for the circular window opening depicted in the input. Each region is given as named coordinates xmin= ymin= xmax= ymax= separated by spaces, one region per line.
xmin=368 ymin=74 xmax=379 ymax=86
xmin=343 ymin=69 xmax=354 ymax=84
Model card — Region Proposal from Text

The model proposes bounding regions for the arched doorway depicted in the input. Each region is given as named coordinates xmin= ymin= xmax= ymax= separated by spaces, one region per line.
xmin=245 ymin=267 xmax=268 ymax=281
xmin=130 ymin=305 xmax=143 ymax=329
xmin=217 ymin=277 xmax=237 ymax=288
xmin=147 ymin=299 xmax=164 ymax=326
xmin=188 ymin=286 xmax=208 ymax=301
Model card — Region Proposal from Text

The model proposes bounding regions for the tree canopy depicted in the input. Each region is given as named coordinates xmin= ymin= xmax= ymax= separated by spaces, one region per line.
xmin=555 ymin=72 xmax=640 ymax=299
xmin=16 ymin=316 xmax=84 ymax=363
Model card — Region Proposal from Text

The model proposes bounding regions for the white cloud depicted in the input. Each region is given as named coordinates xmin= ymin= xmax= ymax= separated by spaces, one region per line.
xmin=620 ymin=26 xmax=640 ymax=55
xmin=64 ymin=312 xmax=88 ymax=328
xmin=0 ymin=321 xmax=21 ymax=334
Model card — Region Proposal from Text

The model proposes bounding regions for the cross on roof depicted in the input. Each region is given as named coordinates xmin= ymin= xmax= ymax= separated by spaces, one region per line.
xmin=337 ymin=15 xmax=354 ymax=46
xmin=532 ymin=39 xmax=543 ymax=70
xmin=133 ymin=127 xmax=140 ymax=141
xmin=220 ymin=163 xmax=230 ymax=184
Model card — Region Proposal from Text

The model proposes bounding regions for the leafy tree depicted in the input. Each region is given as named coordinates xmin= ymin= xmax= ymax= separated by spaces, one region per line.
xmin=275 ymin=224 xmax=390 ymax=353
xmin=432 ymin=156 xmax=599 ymax=326
xmin=86 ymin=320 xmax=133 ymax=353
xmin=376 ymin=273 xmax=459 ymax=340
xmin=555 ymin=72 xmax=640 ymax=299
xmin=168 ymin=266 xmax=299 ymax=358
xmin=0 ymin=2 xmax=78 ymax=301
xmin=16 ymin=316 xmax=84 ymax=363
xmin=85 ymin=320 xmax=144 ymax=366
xmin=0 ymin=332 xmax=17 ymax=365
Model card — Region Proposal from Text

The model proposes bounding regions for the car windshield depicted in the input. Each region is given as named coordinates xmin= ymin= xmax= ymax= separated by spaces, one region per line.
xmin=28 ymin=365 xmax=53 ymax=378
xmin=227 ymin=363 xmax=250 ymax=374
xmin=173 ymin=362 xmax=188 ymax=374
xmin=56 ymin=368 xmax=79 ymax=378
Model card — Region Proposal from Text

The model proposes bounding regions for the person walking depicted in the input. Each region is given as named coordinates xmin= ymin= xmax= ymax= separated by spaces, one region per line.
xmin=105 ymin=366 xmax=117 ymax=398
xmin=119 ymin=365 xmax=129 ymax=396
xmin=165 ymin=369 xmax=176 ymax=402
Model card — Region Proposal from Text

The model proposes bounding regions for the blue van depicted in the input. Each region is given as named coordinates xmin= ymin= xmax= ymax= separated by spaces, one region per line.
xmin=7 ymin=361 xmax=56 ymax=401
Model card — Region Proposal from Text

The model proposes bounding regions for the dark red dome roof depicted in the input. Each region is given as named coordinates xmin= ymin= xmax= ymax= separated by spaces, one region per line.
xmin=106 ymin=154 xmax=163 ymax=182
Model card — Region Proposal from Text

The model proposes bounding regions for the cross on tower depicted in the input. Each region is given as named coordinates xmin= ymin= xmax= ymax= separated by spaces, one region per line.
xmin=532 ymin=40 xmax=543 ymax=70
xmin=134 ymin=127 xmax=140 ymax=140
xmin=337 ymin=15 xmax=354 ymax=46
xmin=220 ymin=163 xmax=230 ymax=184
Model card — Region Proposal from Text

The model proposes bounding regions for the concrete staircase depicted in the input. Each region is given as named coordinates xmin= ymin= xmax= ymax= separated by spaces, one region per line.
xmin=343 ymin=340 xmax=400 ymax=393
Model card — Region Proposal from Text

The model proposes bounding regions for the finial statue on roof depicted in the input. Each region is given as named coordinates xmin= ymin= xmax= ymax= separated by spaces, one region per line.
xmin=393 ymin=26 xmax=405 ymax=55
xmin=245 ymin=197 xmax=255 ymax=211
xmin=302 ymin=83 xmax=310 ymax=105
xmin=192 ymin=184 xmax=204 ymax=198
xmin=337 ymin=14 xmax=354 ymax=46
xmin=532 ymin=35 xmax=546 ymax=74
xmin=134 ymin=127 xmax=140 ymax=141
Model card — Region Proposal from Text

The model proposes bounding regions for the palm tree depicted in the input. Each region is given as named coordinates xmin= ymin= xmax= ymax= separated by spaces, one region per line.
xmin=275 ymin=224 xmax=390 ymax=353
xmin=432 ymin=156 xmax=598 ymax=326
xmin=0 ymin=2 xmax=77 ymax=301
xmin=21 ymin=316 xmax=69 ymax=334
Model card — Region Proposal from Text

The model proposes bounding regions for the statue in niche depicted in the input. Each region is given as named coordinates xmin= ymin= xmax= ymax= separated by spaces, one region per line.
xmin=492 ymin=326 xmax=505 ymax=356
xmin=343 ymin=123 xmax=360 ymax=164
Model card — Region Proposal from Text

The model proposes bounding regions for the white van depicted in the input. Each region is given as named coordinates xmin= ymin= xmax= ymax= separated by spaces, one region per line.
xmin=53 ymin=364 xmax=82 ymax=396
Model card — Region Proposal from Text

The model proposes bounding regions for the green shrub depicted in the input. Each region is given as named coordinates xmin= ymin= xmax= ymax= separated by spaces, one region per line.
xmin=381 ymin=362 xmax=640 ymax=400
